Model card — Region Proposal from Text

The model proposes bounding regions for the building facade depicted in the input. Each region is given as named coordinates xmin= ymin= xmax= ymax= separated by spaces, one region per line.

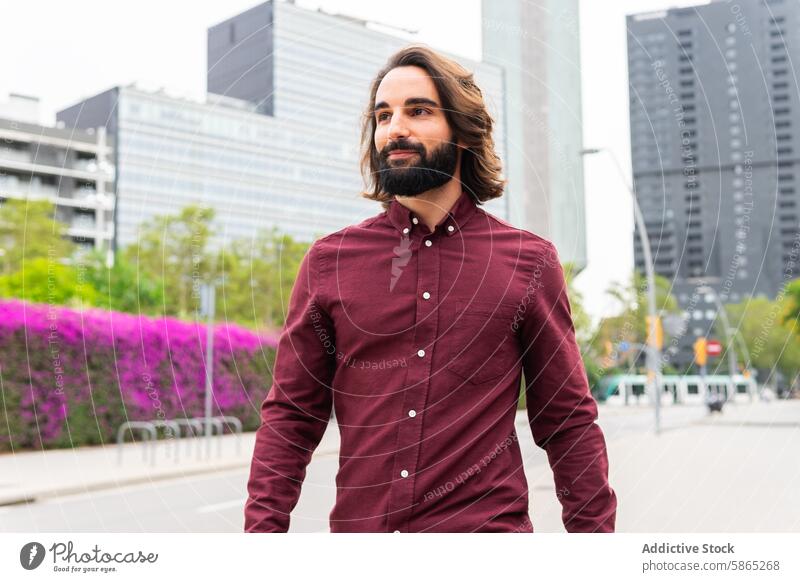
xmin=0 ymin=97 xmax=114 ymax=262
xmin=627 ymin=0 xmax=800 ymax=367
xmin=482 ymin=0 xmax=588 ymax=270
xmin=57 ymin=0 xmax=507 ymax=251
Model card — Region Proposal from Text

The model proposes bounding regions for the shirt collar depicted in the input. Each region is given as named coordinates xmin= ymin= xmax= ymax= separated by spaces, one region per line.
xmin=387 ymin=190 xmax=478 ymax=237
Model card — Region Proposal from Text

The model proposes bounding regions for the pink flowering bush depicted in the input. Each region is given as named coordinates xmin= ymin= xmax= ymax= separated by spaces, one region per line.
xmin=0 ymin=300 xmax=277 ymax=451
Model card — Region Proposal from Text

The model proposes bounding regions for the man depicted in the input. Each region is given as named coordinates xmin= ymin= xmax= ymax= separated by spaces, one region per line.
xmin=244 ymin=45 xmax=617 ymax=533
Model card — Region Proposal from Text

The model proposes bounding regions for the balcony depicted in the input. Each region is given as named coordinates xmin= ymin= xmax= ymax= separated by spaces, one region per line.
xmin=0 ymin=175 xmax=59 ymax=199
xmin=0 ymin=147 xmax=31 ymax=164
xmin=73 ymin=158 xmax=115 ymax=177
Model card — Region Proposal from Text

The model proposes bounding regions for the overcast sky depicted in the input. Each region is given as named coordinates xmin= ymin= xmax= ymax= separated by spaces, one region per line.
xmin=1 ymin=0 xmax=707 ymax=321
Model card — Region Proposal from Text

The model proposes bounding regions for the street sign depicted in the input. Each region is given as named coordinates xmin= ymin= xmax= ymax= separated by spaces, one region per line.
xmin=706 ymin=339 xmax=722 ymax=357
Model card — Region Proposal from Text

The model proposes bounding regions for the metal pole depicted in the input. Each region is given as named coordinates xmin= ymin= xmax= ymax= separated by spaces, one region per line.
xmin=203 ymin=282 xmax=216 ymax=458
xmin=581 ymin=148 xmax=662 ymax=434
xmin=698 ymin=285 xmax=744 ymax=398
xmin=715 ymin=297 xmax=739 ymax=382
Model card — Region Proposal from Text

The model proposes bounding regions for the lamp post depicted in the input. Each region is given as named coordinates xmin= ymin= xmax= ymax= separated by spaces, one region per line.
xmin=580 ymin=147 xmax=663 ymax=434
xmin=200 ymin=281 xmax=216 ymax=457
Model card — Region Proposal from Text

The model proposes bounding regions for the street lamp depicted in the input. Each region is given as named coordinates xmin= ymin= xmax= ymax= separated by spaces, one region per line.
xmin=200 ymin=280 xmax=217 ymax=458
xmin=580 ymin=147 xmax=663 ymax=434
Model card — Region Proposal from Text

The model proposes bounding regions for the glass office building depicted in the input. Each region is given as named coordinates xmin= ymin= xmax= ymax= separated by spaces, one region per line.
xmin=57 ymin=0 xmax=507 ymax=251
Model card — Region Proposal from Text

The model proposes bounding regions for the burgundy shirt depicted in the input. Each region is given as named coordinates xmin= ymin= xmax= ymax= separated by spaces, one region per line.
xmin=244 ymin=191 xmax=617 ymax=533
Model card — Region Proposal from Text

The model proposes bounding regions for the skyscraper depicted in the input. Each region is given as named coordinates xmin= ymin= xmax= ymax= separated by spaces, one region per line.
xmin=627 ymin=0 xmax=799 ymax=367
xmin=482 ymin=0 xmax=587 ymax=270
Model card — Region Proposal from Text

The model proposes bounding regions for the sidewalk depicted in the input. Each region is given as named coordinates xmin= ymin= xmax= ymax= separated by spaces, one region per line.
xmin=0 ymin=405 xmax=686 ymax=507
xmin=0 ymin=421 xmax=341 ymax=506
xmin=2 ymin=400 xmax=797 ymax=520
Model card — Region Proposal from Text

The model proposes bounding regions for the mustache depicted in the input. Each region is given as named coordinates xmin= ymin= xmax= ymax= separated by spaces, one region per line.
xmin=380 ymin=139 xmax=425 ymax=160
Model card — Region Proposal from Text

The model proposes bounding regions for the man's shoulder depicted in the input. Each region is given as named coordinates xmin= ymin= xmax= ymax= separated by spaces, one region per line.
xmin=478 ymin=207 xmax=558 ymax=255
xmin=309 ymin=207 xmax=388 ymax=252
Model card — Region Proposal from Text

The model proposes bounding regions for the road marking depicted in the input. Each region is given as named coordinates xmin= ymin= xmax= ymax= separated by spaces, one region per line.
xmin=197 ymin=498 xmax=246 ymax=514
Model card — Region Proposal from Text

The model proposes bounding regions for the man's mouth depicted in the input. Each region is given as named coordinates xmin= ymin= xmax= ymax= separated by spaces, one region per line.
xmin=387 ymin=150 xmax=419 ymax=159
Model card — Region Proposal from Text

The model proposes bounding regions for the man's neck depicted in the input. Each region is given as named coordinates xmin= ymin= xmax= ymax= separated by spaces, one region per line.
xmin=393 ymin=179 xmax=463 ymax=234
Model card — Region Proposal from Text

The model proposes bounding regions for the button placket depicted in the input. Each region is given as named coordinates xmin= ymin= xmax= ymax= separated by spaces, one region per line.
xmin=386 ymin=229 xmax=441 ymax=533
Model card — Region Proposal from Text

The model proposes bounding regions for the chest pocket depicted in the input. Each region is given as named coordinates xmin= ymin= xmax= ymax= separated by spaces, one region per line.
xmin=443 ymin=299 xmax=520 ymax=385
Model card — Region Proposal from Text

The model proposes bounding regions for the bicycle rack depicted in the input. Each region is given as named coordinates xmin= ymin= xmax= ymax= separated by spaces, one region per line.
xmin=151 ymin=419 xmax=181 ymax=462
xmin=215 ymin=416 xmax=244 ymax=455
xmin=116 ymin=421 xmax=157 ymax=466
xmin=116 ymin=415 xmax=243 ymax=464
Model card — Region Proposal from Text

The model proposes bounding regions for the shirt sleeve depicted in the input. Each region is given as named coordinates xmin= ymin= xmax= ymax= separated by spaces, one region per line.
xmin=518 ymin=240 xmax=617 ymax=533
xmin=244 ymin=241 xmax=336 ymax=532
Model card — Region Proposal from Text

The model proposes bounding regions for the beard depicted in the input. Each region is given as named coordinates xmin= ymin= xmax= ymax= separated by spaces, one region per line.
xmin=377 ymin=138 xmax=459 ymax=197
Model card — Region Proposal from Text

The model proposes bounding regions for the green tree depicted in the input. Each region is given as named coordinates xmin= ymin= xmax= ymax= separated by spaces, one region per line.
xmin=218 ymin=227 xmax=309 ymax=330
xmin=562 ymin=262 xmax=593 ymax=347
xmin=731 ymin=286 xmax=800 ymax=388
xmin=590 ymin=271 xmax=680 ymax=372
xmin=0 ymin=257 xmax=98 ymax=307
xmin=0 ymin=199 xmax=74 ymax=274
xmin=79 ymin=249 xmax=164 ymax=314
xmin=598 ymin=271 xmax=680 ymax=344
xmin=123 ymin=205 xmax=215 ymax=318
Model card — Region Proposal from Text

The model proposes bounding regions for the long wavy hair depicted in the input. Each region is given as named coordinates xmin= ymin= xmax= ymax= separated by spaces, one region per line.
xmin=360 ymin=45 xmax=506 ymax=209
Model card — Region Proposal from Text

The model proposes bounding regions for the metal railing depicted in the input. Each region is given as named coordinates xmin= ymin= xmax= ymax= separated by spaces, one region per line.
xmin=116 ymin=415 xmax=242 ymax=465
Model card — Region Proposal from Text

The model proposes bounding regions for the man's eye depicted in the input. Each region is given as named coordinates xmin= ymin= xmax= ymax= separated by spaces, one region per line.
xmin=412 ymin=108 xmax=430 ymax=116
xmin=376 ymin=112 xmax=390 ymax=121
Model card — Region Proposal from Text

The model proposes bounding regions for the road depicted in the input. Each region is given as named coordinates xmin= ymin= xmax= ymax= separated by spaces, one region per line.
xmin=2 ymin=400 xmax=798 ymax=532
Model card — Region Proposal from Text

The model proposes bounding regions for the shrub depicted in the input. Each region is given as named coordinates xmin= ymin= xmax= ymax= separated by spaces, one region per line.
xmin=0 ymin=299 xmax=277 ymax=452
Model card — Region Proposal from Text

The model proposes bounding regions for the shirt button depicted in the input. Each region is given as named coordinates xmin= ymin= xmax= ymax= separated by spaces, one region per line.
xmin=402 ymin=227 xmax=410 ymax=234
xmin=447 ymin=225 xmax=455 ymax=232
xmin=424 ymin=239 xmax=432 ymax=247
xmin=412 ymin=217 xmax=419 ymax=224
xmin=400 ymin=469 xmax=409 ymax=478
xmin=417 ymin=349 xmax=425 ymax=358
xmin=422 ymin=291 xmax=431 ymax=300
xmin=408 ymin=409 xmax=417 ymax=417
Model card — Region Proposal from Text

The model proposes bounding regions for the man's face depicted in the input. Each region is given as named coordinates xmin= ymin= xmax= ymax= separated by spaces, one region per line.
xmin=373 ymin=65 xmax=460 ymax=197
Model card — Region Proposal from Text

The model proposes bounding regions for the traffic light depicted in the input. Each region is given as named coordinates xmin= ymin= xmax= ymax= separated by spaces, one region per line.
xmin=646 ymin=315 xmax=663 ymax=349
xmin=694 ymin=337 xmax=707 ymax=367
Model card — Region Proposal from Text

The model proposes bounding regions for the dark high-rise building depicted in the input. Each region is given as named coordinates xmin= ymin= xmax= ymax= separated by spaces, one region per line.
xmin=627 ymin=0 xmax=800 ymax=368
xmin=207 ymin=1 xmax=275 ymax=115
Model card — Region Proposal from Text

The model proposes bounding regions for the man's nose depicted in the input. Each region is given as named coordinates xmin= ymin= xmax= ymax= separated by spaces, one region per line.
xmin=387 ymin=113 xmax=409 ymax=140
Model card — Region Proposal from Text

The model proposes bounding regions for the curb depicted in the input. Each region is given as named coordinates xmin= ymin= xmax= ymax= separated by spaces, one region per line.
xmin=0 ymin=433 xmax=340 ymax=507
